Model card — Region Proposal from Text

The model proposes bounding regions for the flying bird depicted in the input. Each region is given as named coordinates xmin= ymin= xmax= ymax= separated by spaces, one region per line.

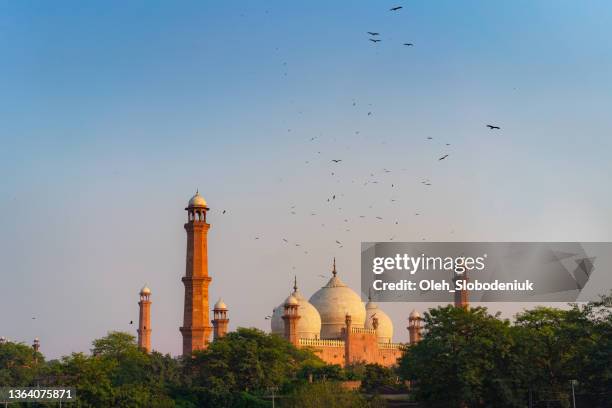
xmin=403 ymin=43 xmax=414 ymax=46
xmin=369 ymin=38 xmax=381 ymax=43
xmin=390 ymin=6 xmax=403 ymax=11
xmin=336 ymin=240 xmax=342 ymax=244
xmin=265 ymin=316 xmax=272 ymax=320
xmin=222 ymin=210 xmax=226 ymax=214
xmin=439 ymin=154 xmax=449 ymax=161
xmin=331 ymin=159 xmax=342 ymax=163
xmin=129 ymin=321 xmax=133 ymax=325
xmin=367 ymin=32 xmax=380 ymax=36
xmin=486 ymin=125 xmax=501 ymax=130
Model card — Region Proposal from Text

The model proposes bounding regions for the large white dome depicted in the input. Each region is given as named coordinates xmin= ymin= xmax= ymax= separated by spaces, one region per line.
xmin=365 ymin=299 xmax=394 ymax=343
xmin=271 ymin=283 xmax=322 ymax=339
xmin=309 ymin=263 xmax=366 ymax=339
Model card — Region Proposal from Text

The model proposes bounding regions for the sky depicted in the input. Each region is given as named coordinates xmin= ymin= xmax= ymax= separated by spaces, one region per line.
xmin=1 ymin=1 xmax=612 ymax=358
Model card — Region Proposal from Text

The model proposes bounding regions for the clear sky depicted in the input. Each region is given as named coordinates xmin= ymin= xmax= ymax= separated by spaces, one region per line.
xmin=2 ymin=1 xmax=612 ymax=358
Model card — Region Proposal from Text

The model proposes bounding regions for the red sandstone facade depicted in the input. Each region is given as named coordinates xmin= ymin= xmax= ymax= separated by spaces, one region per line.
xmin=180 ymin=194 xmax=213 ymax=356
xmin=137 ymin=287 xmax=152 ymax=352
xmin=282 ymin=300 xmax=405 ymax=367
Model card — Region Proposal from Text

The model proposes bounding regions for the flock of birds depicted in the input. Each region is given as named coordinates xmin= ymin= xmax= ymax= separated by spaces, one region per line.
xmin=225 ymin=5 xmax=502 ymax=288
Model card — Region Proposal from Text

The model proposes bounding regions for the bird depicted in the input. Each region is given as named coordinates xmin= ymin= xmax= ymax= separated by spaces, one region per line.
xmin=336 ymin=240 xmax=342 ymax=244
xmin=427 ymin=136 xmax=433 ymax=140
xmin=222 ymin=210 xmax=226 ymax=214
xmin=265 ymin=316 xmax=272 ymax=320
xmin=129 ymin=321 xmax=133 ymax=325
xmin=439 ymin=154 xmax=449 ymax=160
xmin=403 ymin=43 xmax=414 ymax=46
xmin=369 ymin=38 xmax=381 ymax=43
xmin=487 ymin=125 xmax=501 ymax=130
xmin=331 ymin=159 xmax=342 ymax=163
xmin=376 ymin=216 xmax=383 ymax=220
xmin=367 ymin=32 xmax=380 ymax=36
xmin=390 ymin=6 xmax=403 ymax=11
xmin=282 ymin=238 xmax=288 ymax=243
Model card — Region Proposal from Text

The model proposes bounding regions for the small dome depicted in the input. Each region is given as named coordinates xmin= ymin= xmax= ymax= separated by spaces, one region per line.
xmin=365 ymin=299 xmax=394 ymax=343
xmin=409 ymin=309 xmax=421 ymax=319
xmin=214 ymin=298 xmax=227 ymax=310
xmin=285 ymin=294 xmax=299 ymax=306
xmin=188 ymin=191 xmax=207 ymax=208
xmin=271 ymin=282 xmax=322 ymax=340
xmin=309 ymin=261 xmax=366 ymax=339
xmin=140 ymin=285 xmax=151 ymax=295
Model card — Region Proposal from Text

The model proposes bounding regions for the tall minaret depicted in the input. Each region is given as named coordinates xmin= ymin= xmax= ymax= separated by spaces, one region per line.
xmin=180 ymin=191 xmax=213 ymax=356
xmin=212 ymin=299 xmax=229 ymax=340
xmin=138 ymin=285 xmax=152 ymax=352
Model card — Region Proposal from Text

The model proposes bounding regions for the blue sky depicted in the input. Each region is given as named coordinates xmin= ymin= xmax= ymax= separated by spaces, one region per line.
xmin=2 ymin=1 xmax=612 ymax=358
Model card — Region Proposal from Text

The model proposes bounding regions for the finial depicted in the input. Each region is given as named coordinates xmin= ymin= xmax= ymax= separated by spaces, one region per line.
xmin=293 ymin=276 xmax=298 ymax=292
xmin=332 ymin=257 xmax=337 ymax=277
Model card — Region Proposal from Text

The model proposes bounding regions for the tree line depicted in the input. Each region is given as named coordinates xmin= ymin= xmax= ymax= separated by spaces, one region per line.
xmin=0 ymin=294 xmax=610 ymax=407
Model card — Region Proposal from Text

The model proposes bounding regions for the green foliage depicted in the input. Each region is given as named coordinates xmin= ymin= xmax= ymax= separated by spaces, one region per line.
xmin=360 ymin=364 xmax=396 ymax=394
xmin=0 ymin=341 xmax=44 ymax=387
xmin=398 ymin=294 xmax=612 ymax=407
xmin=185 ymin=327 xmax=322 ymax=406
xmin=281 ymin=381 xmax=383 ymax=408
xmin=399 ymin=305 xmax=522 ymax=407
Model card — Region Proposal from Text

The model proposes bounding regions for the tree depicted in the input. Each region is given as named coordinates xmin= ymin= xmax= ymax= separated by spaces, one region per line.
xmin=282 ymin=382 xmax=385 ymax=408
xmin=185 ymin=328 xmax=322 ymax=406
xmin=0 ymin=340 xmax=43 ymax=387
xmin=360 ymin=364 xmax=396 ymax=394
xmin=398 ymin=305 xmax=521 ymax=407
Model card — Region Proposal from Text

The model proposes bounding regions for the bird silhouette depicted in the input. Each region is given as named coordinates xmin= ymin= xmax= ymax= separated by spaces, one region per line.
xmin=129 ymin=321 xmax=133 ymax=325
xmin=367 ymin=32 xmax=380 ymax=36
xmin=331 ymin=159 xmax=342 ymax=163
xmin=439 ymin=154 xmax=449 ymax=161
xmin=222 ymin=210 xmax=226 ymax=214
xmin=403 ymin=43 xmax=414 ymax=46
xmin=369 ymin=38 xmax=381 ymax=43
xmin=487 ymin=125 xmax=501 ymax=130
xmin=390 ymin=6 xmax=403 ymax=11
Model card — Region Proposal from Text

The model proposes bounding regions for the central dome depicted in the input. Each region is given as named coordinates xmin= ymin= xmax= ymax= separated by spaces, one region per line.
xmin=309 ymin=261 xmax=366 ymax=339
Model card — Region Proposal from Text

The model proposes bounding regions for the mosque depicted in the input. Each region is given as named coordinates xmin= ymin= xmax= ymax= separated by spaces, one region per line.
xmin=135 ymin=192 xmax=468 ymax=367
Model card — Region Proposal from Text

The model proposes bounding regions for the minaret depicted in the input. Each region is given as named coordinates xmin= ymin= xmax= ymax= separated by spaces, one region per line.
xmin=180 ymin=191 xmax=213 ymax=356
xmin=282 ymin=294 xmax=300 ymax=346
xmin=32 ymin=338 xmax=40 ymax=364
xmin=408 ymin=309 xmax=422 ymax=345
xmin=453 ymin=270 xmax=469 ymax=309
xmin=344 ymin=313 xmax=352 ymax=367
xmin=138 ymin=285 xmax=152 ymax=352
xmin=212 ymin=299 xmax=229 ymax=340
